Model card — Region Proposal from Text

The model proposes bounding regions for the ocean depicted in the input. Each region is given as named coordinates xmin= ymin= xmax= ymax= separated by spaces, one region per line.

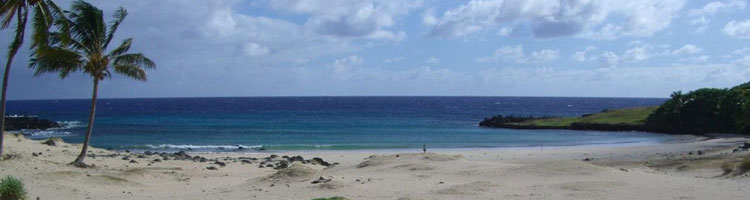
xmin=7 ymin=96 xmax=671 ymax=151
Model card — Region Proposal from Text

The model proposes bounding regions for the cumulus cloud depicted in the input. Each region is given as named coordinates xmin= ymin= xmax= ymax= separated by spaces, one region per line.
xmin=4 ymin=0 xmax=750 ymax=99
xmin=733 ymin=47 xmax=750 ymax=55
xmin=331 ymin=55 xmax=364 ymax=75
xmin=600 ymin=51 xmax=620 ymax=67
xmin=476 ymin=45 xmax=559 ymax=63
xmin=723 ymin=20 xmax=750 ymax=38
xmin=243 ymin=43 xmax=271 ymax=56
xmin=269 ymin=0 xmax=421 ymax=41
xmin=688 ymin=0 xmax=747 ymax=32
xmin=679 ymin=55 xmax=711 ymax=63
xmin=476 ymin=45 xmax=525 ymax=63
xmin=623 ymin=45 xmax=653 ymax=62
xmin=497 ymin=26 xmax=513 ymax=36
xmin=734 ymin=55 xmax=750 ymax=66
xmin=671 ymin=44 xmax=703 ymax=55
xmin=571 ymin=46 xmax=597 ymax=62
xmin=530 ymin=49 xmax=561 ymax=62
xmin=425 ymin=0 xmax=686 ymax=39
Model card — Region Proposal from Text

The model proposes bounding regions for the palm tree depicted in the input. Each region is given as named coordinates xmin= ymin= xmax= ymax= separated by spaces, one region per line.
xmin=30 ymin=0 xmax=155 ymax=167
xmin=0 ymin=0 xmax=66 ymax=158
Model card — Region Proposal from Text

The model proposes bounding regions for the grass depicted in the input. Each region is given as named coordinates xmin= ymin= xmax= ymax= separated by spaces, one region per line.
xmin=721 ymin=163 xmax=734 ymax=175
xmin=312 ymin=197 xmax=349 ymax=200
xmin=739 ymin=157 xmax=750 ymax=174
xmin=0 ymin=176 xmax=27 ymax=200
xmin=520 ymin=107 xmax=658 ymax=127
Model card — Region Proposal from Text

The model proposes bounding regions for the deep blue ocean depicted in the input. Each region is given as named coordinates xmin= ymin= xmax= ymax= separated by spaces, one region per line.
xmin=7 ymin=97 xmax=671 ymax=151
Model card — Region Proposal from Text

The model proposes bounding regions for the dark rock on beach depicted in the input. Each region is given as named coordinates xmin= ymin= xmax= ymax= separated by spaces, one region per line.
xmin=41 ymin=138 xmax=62 ymax=146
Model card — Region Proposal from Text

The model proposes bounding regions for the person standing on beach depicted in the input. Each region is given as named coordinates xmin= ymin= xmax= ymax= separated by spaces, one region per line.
xmin=423 ymin=144 xmax=427 ymax=153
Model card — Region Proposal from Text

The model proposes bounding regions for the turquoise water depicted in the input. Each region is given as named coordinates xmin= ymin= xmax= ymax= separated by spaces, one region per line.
xmin=7 ymin=97 xmax=672 ymax=151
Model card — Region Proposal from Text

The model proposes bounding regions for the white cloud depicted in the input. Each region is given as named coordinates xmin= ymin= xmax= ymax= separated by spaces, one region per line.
xmin=733 ymin=47 xmax=750 ymax=55
xmin=734 ymin=55 xmax=750 ymax=66
xmin=476 ymin=45 xmax=525 ymax=63
xmin=269 ymin=0 xmax=422 ymax=41
xmin=425 ymin=56 xmax=440 ymax=64
xmin=688 ymin=0 xmax=747 ymax=32
xmin=690 ymin=0 xmax=747 ymax=16
xmin=723 ymin=20 xmax=750 ymax=38
xmin=476 ymin=45 xmax=559 ymax=63
xmin=571 ymin=46 xmax=598 ymax=62
xmin=679 ymin=55 xmax=711 ymax=63
xmin=623 ymin=45 xmax=653 ymax=62
xmin=421 ymin=8 xmax=438 ymax=26
xmin=425 ymin=0 xmax=686 ymax=39
xmin=671 ymin=44 xmax=703 ymax=55
xmin=383 ymin=56 xmax=404 ymax=63
xmin=530 ymin=49 xmax=560 ymax=62
xmin=600 ymin=51 xmax=619 ymax=67
xmin=497 ymin=26 xmax=513 ymax=36
xmin=572 ymin=51 xmax=587 ymax=62
xmin=243 ymin=43 xmax=270 ymax=56
xmin=331 ymin=55 xmax=364 ymax=75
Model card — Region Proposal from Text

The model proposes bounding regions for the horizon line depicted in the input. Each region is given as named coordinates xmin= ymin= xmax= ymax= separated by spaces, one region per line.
xmin=8 ymin=95 xmax=670 ymax=101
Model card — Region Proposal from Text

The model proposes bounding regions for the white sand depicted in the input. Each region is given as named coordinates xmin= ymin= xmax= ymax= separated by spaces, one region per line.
xmin=1 ymin=133 xmax=749 ymax=200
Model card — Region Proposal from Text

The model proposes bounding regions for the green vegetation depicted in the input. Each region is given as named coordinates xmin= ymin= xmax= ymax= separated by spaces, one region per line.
xmin=30 ymin=0 xmax=155 ymax=167
xmin=721 ymin=163 xmax=734 ymax=175
xmin=0 ymin=176 xmax=27 ymax=200
xmin=482 ymin=81 xmax=750 ymax=135
xmin=739 ymin=157 xmax=750 ymax=174
xmin=312 ymin=197 xmax=349 ymax=200
xmin=645 ymin=82 xmax=750 ymax=134
xmin=521 ymin=107 xmax=657 ymax=127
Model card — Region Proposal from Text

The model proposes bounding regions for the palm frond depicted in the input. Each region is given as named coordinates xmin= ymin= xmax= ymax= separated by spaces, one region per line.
xmin=29 ymin=47 xmax=84 ymax=79
xmin=6 ymin=5 xmax=26 ymax=59
xmin=113 ymin=64 xmax=146 ymax=81
xmin=30 ymin=2 xmax=53 ymax=53
xmin=113 ymin=53 xmax=155 ymax=69
xmin=0 ymin=0 xmax=19 ymax=29
xmin=103 ymin=6 xmax=126 ymax=50
xmin=107 ymin=38 xmax=131 ymax=57
xmin=45 ymin=0 xmax=70 ymax=45
xmin=68 ymin=0 xmax=104 ymax=52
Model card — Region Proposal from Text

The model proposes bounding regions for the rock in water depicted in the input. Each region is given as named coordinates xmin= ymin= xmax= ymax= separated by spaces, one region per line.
xmin=4 ymin=115 xmax=61 ymax=131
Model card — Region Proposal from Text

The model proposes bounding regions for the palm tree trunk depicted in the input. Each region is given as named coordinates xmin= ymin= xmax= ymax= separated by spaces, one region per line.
xmin=72 ymin=79 xmax=98 ymax=167
xmin=0 ymin=10 xmax=28 ymax=158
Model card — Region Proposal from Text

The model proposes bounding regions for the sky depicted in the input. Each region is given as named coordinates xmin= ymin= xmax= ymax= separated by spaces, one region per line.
xmin=1 ymin=0 xmax=750 ymax=100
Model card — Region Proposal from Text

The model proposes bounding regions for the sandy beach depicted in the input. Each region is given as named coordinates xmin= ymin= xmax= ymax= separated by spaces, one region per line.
xmin=1 ymin=133 xmax=749 ymax=200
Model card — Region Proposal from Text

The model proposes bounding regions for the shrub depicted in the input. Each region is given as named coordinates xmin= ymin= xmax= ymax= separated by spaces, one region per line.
xmin=1 ymin=153 xmax=21 ymax=161
xmin=738 ymin=157 xmax=750 ymax=174
xmin=720 ymin=163 xmax=734 ymax=175
xmin=0 ymin=176 xmax=27 ymax=200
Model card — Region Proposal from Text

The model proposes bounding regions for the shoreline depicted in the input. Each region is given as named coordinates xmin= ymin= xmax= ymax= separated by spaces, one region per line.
xmin=26 ymin=129 xmax=694 ymax=154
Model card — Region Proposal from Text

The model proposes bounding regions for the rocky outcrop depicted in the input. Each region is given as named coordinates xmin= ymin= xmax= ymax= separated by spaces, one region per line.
xmin=4 ymin=115 xmax=61 ymax=131
xmin=478 ymin=115 xmax=549 ymax=127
